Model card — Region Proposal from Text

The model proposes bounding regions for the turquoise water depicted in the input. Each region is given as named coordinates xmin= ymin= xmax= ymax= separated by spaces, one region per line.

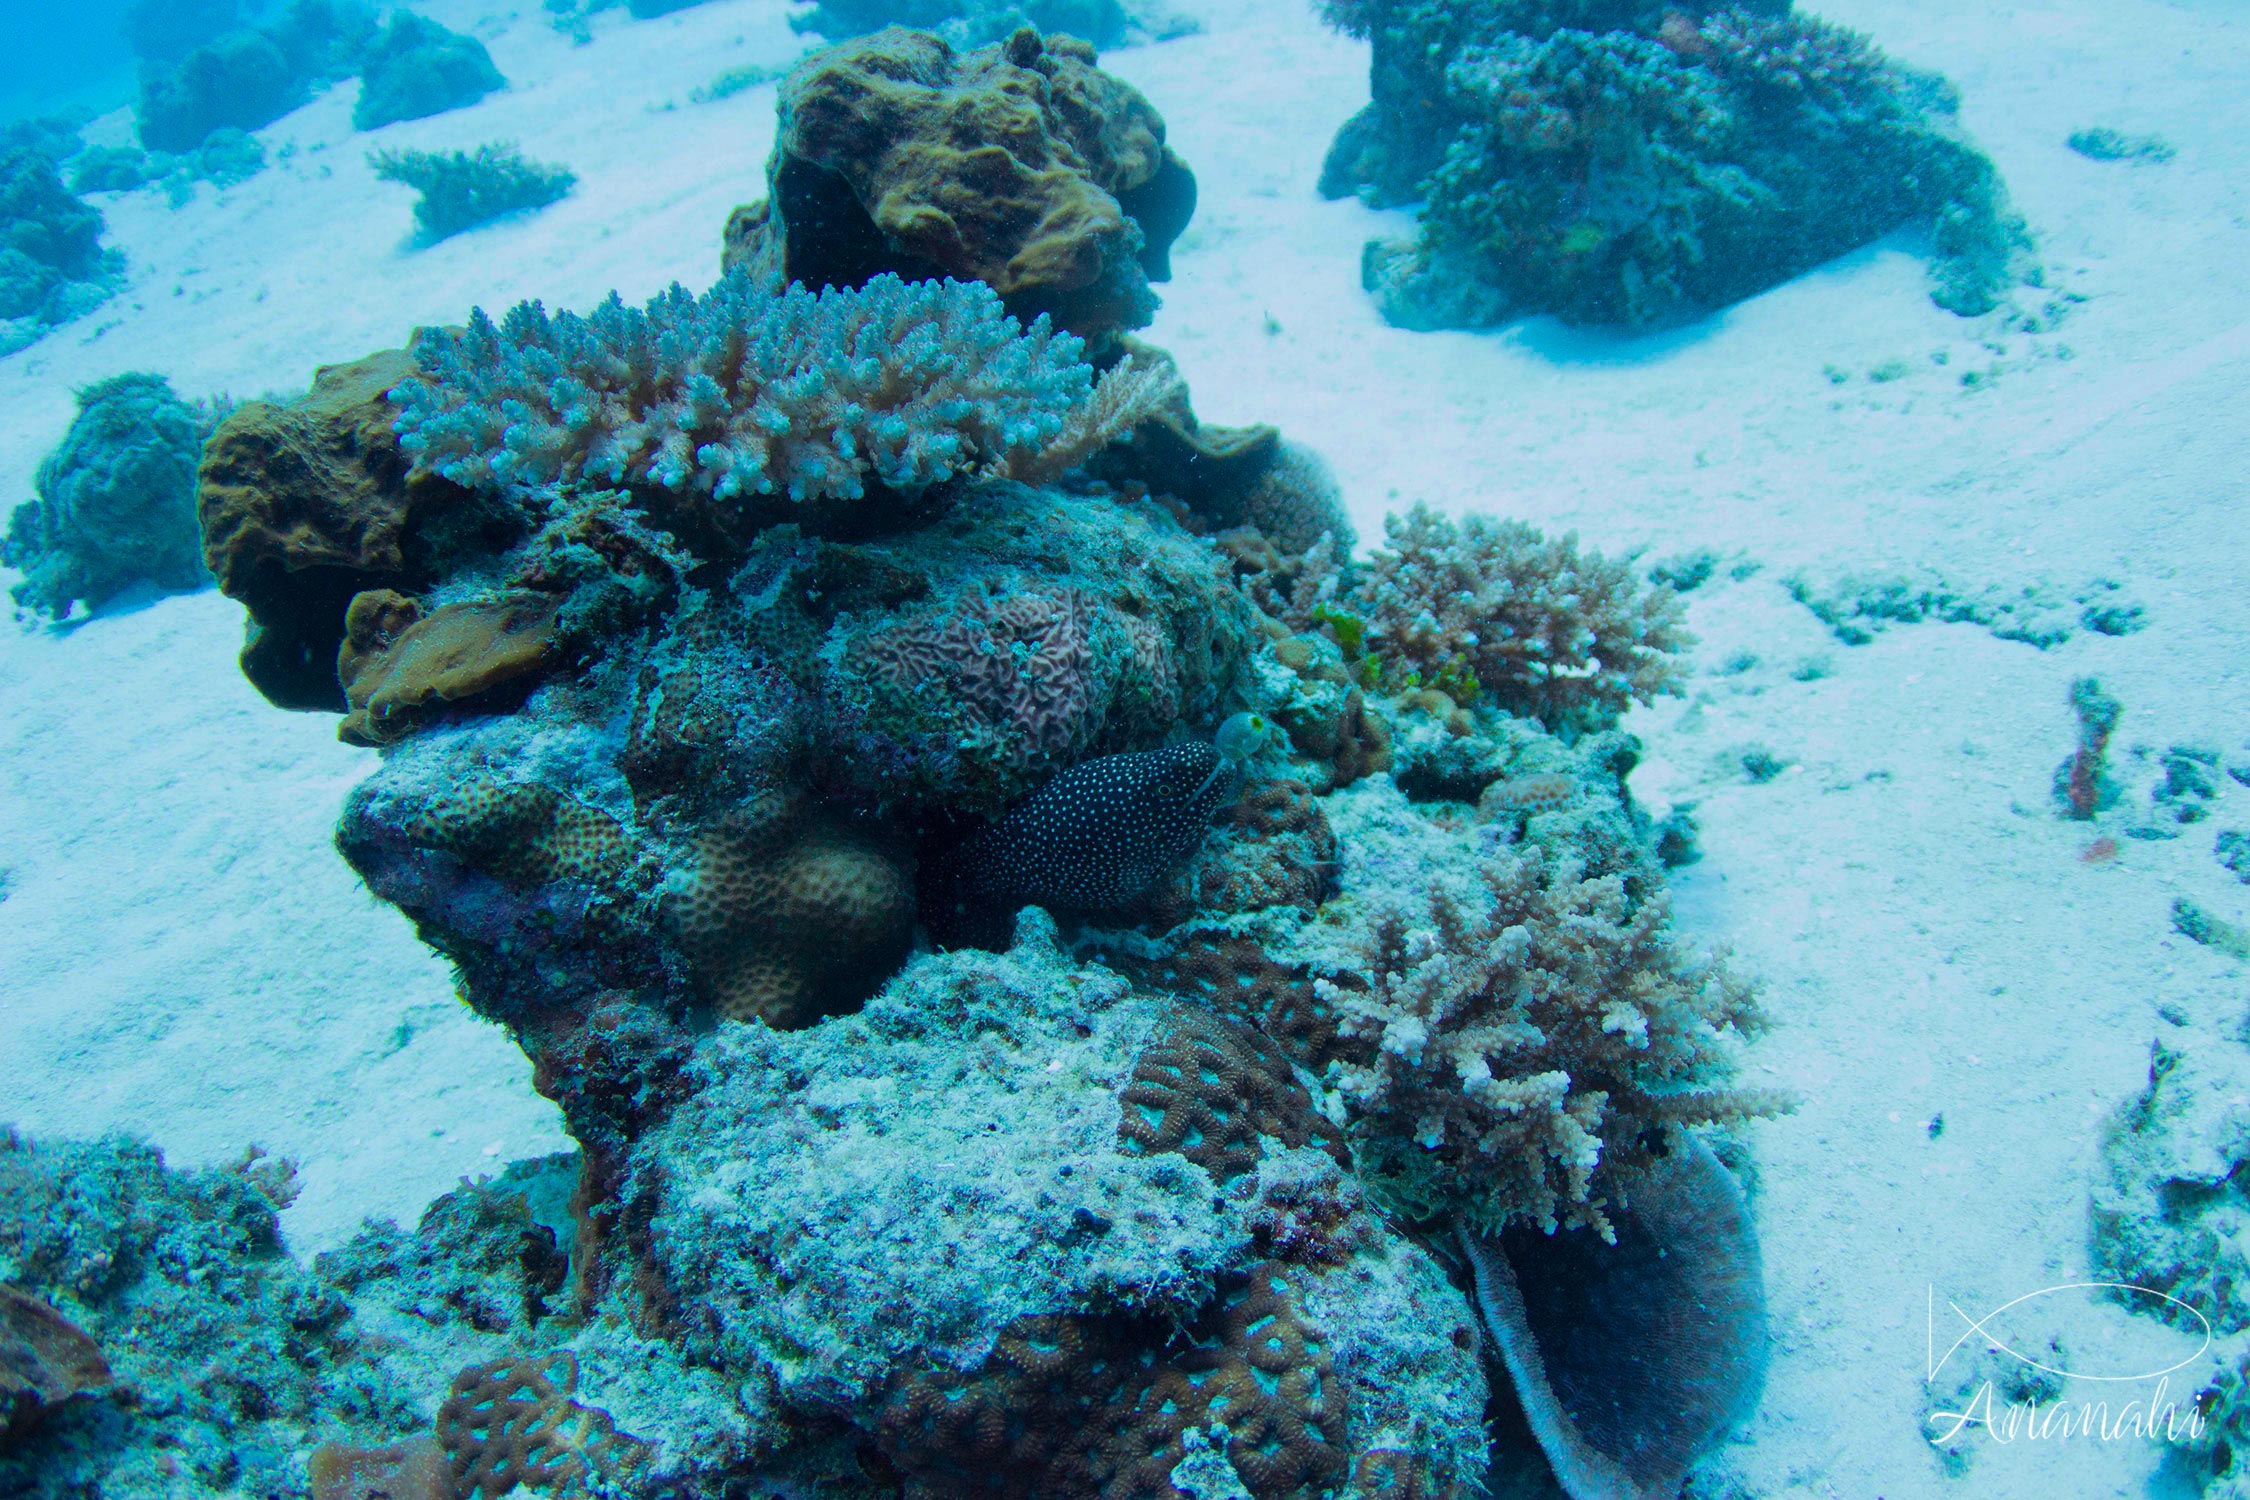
xmin=1 ymin=3 xmax=2244 ymax=1498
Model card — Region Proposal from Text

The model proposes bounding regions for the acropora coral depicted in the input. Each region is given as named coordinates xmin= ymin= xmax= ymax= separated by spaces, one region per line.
xmin=5 ymin=373 xmax=213 ymax=620
xmin=1320 ymin=0 xmax=2032 ymax=328
xmin=1351 ymin=504 xmax=1691 ymax=734
xmin=369 ymin=143 xmax=576 ymax=243
xmin=391 ymin=270 xmax=1092 ymax=505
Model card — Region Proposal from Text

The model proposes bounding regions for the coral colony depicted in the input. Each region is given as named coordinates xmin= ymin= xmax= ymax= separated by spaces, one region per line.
xmin=2 ymin=22 xmax=1815 ymax=1500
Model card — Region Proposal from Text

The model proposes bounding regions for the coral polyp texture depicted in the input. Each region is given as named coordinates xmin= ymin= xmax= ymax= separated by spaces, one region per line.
xmin=6 ymin=373 xmax=214 ymax=620
xmin=171 ymin=33 xmax=1781 ymax=1497
xmin=392 ymin=270 xmax=1092 ymax=505
xmin=722 ymin=26 xmax=1197 ymax=352
xmin=1319 ymin=0 xmax=2032 ymax=328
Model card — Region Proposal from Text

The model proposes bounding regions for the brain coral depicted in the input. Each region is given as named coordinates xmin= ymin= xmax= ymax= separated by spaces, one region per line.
xmin=721 ymin=25 xmax=1197 ymax=351
xmin=5 ymin=372 xmax=211 ymax=620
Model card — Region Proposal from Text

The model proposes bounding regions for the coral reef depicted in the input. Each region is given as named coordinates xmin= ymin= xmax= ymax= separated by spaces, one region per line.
xmin=1302 ymin=793 xmax=1775 ymax=1236
xmin=135 ymin=0 xmax=378 ymax=153
xmin=1319 ymin=0 xmax=2032 ymax=329
xmin=5 ymin=373 xmax=213 ymax=620
xmin=181 ymin=44 xmax=1784 ymax=1496
xmin=0 ymin=1285 xmax=109 ymax=1441
xmin=0 ymin=146 xmax=122 ymax=353
xmin=353 ymin=13 xmax=507 ymax=131
xmin=793 ymin=0 xmax=1133 ymax=50
xmin=371 ymin=143 xmax=577 ymax=243
xmin=198 ymin=347 xmax=496 ymax=710
xmin=720 ymin=26 xmax=1197 ymax=353
xmin=0 ymin=1131 xmax=426 ymax=1496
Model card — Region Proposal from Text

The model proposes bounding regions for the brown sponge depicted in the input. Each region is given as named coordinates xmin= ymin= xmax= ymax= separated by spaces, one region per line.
xmin=197 ymin=348 xmax=493 ymax=712
xmin=722 ymin=26 xmax=1196 ymax=351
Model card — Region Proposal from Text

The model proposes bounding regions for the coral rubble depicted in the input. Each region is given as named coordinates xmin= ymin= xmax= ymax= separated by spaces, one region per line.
xmin=179 ymin=26 xmax=1779 ymax=1497
xmin=1319 ymin=0 xmax=2033 ymax=329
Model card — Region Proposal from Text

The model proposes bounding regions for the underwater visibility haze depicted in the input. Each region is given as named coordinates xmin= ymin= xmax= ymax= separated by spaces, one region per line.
xmin=0 ymin=1 xmax=2244 ymax=1498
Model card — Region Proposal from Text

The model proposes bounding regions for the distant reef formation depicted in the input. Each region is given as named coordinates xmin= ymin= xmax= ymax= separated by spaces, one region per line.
xmin=0 ymin=137 xmax=124 ymax=353
xmin=789 ymin=0 xmax=1200 ymax=50
xmin=4 ymin=373 xmax=215 ymax=619
xmin=1318 ymin=0 xmax=2035 ymax=329
xmin=133 ymin=2 xmax=503 ymax=155
xmin=4 ymin=23 xmax=1785 ymax=1500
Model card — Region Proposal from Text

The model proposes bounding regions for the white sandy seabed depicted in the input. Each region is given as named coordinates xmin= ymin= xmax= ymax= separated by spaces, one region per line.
xmin=0 ymin=1 xmax=2245 ymax=1495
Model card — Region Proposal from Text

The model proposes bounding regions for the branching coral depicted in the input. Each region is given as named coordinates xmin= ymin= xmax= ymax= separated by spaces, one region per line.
xmin=1350 ymin=504 xmax=1689 ymax=733
xmin=6 ymin=373 xmax=212 ymax=619
xmin=1313 ymin=845 xmax=1776 ymax=1236
xmin=370 ymin=143 xmax=575 ymax=243
xmin=392 ymin=270 xmax=1092 ymax=505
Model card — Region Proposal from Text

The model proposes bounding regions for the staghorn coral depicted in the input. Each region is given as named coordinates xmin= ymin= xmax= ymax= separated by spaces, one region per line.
xmin=1320 ymin=0 xmax=2031 ymax=328
xmin=721 ymin=26 xmax=1197 ymax=351
xmin=353 ymin=12 xmax=505 ymax=131
xmin=392 ymin=270 xmax=1091 ymax=507
xmin=5 ymin=373 xmax=213 ymax=620
xmin=1304 ymin=829 xmax=1774 ymax=1237
xmin=1352 ymin=504 xmax=1689 ymax=734
xmin=371 ymin=143 xmax=576 ymax=244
